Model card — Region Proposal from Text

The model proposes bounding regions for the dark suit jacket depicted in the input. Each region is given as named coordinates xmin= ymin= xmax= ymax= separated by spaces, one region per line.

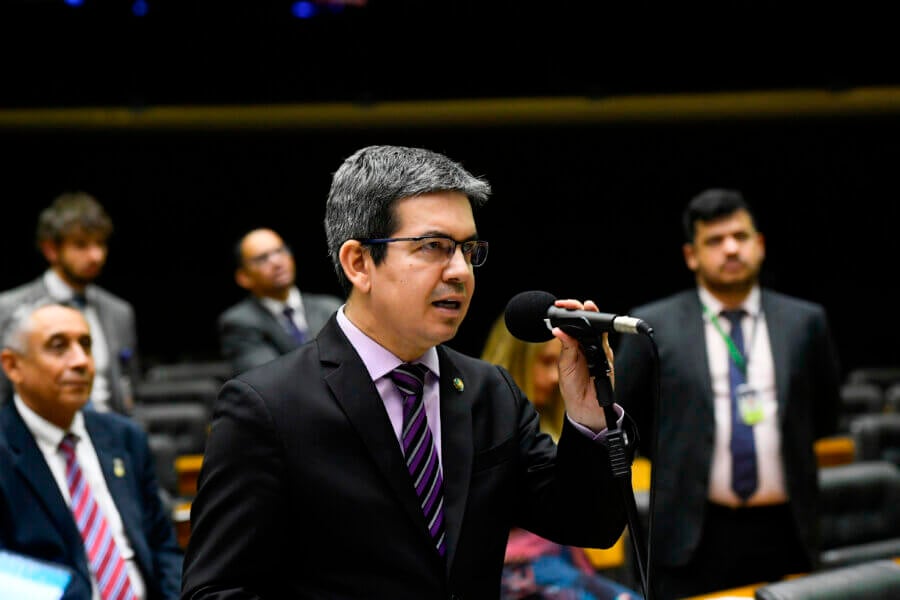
xmin=613 ymin=288 xmax=841 ymax=569
xmin=217 ymin=291 xmax=343 ymax=377
xmin=0 ymin=401 xmax=183 ymax=600
xmin=0 ymin=275 xmax=139 ymax=413
xmin=182 ymin=315 xmax=630 ymax=599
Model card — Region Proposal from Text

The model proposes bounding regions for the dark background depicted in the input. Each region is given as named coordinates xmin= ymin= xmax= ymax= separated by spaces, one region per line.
xmin=1 ymin=1 xmax=898 ymax=375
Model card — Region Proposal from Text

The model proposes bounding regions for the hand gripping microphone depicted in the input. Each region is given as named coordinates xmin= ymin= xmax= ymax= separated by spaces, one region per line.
xmin=504 ymin=290 xmax=653 ymax=343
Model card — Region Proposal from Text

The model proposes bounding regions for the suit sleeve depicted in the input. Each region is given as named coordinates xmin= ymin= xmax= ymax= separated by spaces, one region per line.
xmin=218 ymin=315 xmax=282 ymax=377
xmin=498 ymin=367 xmax=630 ymax=551
xmin=811 ymin=307 xmax=842 ymax=439
xmin=181 ymin=380 xmax=286 ymax=600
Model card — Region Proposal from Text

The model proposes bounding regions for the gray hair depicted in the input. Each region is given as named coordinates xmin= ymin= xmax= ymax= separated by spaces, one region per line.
xmin=1 ymin=298 xmax=78 ymax=353
xmin=324 ymin=145 xmax=492 ymax=295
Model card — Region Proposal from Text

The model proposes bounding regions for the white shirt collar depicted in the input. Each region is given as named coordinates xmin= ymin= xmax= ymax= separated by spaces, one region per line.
xmin=13 ymin=393 xmax=88 ymax=450
xmin=698 ymin=285 xmax=761 ymax=319
xmin=43 ymin=269 xmax=88 ymax=304
xmin=259 ymin=286 xmax=303 ymax=315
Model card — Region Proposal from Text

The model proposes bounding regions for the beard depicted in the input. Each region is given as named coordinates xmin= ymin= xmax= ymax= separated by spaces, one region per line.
xmin=58 ymin=260 xmax=99 ymax=288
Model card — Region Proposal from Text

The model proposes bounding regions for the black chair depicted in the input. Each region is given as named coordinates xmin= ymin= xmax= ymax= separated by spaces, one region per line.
xmin=144 ymin=360 xmax=232 ymax=385
xmin=847 ymin=366 xmax=900 ymax=392
xmin=817 ymin=460 xmax=900 ymax=569
xmin=884 ymin=382 xmax=900 ymax=414
xmin=134 ymin=377 xmax=222 ymax=413
xmin=132 ymin=402 xmax=211 ymax=456
xmin=754 ymin=559 xmax=900 ymax=600
xmin=849 ymin=414 xmax=900 ymax=467
xmin=838 ymin=382 xmax=884 ymax=432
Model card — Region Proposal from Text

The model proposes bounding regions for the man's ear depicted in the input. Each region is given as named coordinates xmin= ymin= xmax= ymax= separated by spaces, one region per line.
xmin=339 ymin=240 xmax=371 ymax=294
xmin=0 ymin=349 xmax=22 ymax=384
xmin=682 ymin=242 xmax=698 ymax=272
xmin=234 ymin=268 xmax=252 ymax=291
xmin=39 ymin=240 xmax=59 ymax=264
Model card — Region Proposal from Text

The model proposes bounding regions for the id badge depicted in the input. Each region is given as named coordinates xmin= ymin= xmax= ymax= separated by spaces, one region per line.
xmin=736 ymin=383 xmax=764 ymax=425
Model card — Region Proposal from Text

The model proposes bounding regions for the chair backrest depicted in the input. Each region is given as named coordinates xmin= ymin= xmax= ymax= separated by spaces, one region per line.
xmin=884 ymin=382 xmax=900 ymax=413
xmin=817 ymin=460 xmax=900 ymax=566
xmin=147 ymin=432 xmax=179 ymax=496
xmin=132 ymin=402 xmax=211 ymax=455
xmin=847 ymin=366 xmax=900 ymax=391
xmin=134 ymin=378 xmax=222 ymax=412
xmin=144 ymin=360 xmax=232 ymax=384
xmin=850 ymin=414 xmax=900 ymax=467
xmin=754 ymin=559 xmax=900 ymax=600
xmin=838 ymin=382 xmax=884 ymax=431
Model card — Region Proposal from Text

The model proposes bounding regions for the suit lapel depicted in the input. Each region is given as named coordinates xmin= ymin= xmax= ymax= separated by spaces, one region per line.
xmin=761 ymin=292 xmax=791 ymax=423
xmin=0 ymin=403 xmax=90 ymax=578
xmin=249 ymin=297 xmax=297 ymax=352
xmin=436 ymin=350 xmax=473 ymax=572
xmin=318 ymin=321 xmax=470 ymax=568
xmin=682 ymin=294 xmax=716 ymax=416
xmin=320 ymin=335 xmax=435 ymax=554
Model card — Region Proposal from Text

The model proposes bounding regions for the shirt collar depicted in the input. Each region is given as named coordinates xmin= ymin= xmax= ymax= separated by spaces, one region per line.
xmin=43 ymin=269 xmax=89 ymax=304
xmin=698 ymin=285 xmax=761 ymax=320
xmin=13 ymin=393 xmax=88 ymax=450
xmin=258 ymin=286 xmax=302 ymax=315
xmin=335 ymin=305 xmax=440 ymax=382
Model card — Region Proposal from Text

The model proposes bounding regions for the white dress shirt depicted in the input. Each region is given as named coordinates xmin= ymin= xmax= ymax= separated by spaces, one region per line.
xmin=699 ymin=286 xmax=788 ymax=507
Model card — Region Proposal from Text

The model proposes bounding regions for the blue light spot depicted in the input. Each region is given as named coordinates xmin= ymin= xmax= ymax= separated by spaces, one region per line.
xmin=132 ymin=0 xmax=149 ymax=17
xmin=64 ymin=0 xmax=84 ymax=6
xmin=292 ymin=1 xmax=317 ymax=19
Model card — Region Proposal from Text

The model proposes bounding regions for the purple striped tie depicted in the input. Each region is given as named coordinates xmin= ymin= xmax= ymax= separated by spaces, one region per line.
xmin=389 ymin=363 xmax=447 ymax=557
xmin=59 ymin=434 xmax=136 ymax=600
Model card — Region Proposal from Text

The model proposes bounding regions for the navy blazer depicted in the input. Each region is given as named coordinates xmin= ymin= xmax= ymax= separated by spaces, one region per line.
xmin=0 ymin=401 xmax=183 ymax=600
xmin=614 ymin=288 xmax=841 ymax=569
xmin=183 ymin=315 xmax=631 ymax=599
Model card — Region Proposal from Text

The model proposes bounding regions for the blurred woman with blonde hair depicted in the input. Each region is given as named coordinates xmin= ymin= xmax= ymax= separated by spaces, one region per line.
xmin=481 ymin=312 xmax=641 ymax=600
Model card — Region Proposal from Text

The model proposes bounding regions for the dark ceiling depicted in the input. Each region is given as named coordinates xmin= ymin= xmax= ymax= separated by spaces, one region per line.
xmin=3 ymin=1 xmax=898 ymax=109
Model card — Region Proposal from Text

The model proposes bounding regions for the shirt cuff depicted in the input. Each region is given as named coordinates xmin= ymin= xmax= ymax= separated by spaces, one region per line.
xmin=568 ymin=403 xmax=626 ymax=442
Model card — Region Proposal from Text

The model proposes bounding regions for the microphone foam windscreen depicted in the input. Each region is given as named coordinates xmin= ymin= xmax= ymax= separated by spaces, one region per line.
xmin=504 ymin=290 xmax=557 ymax=342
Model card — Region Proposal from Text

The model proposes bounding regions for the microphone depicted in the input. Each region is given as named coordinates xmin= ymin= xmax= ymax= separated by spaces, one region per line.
xmin=504 ymin=290 xmax=653 ymax=343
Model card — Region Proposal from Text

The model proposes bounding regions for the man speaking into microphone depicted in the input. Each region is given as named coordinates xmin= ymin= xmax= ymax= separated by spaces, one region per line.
xmin=182 ymin=145 xmax=636 ymax=599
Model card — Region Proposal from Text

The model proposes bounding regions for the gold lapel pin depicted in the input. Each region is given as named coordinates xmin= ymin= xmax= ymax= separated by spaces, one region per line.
xmin=452 ymin=377 xmax=464 ymax=392
xmin=113 ymin=458 xmax=126 ymax=478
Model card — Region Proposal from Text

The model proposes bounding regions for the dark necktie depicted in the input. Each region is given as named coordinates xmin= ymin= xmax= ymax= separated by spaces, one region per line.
xmin=722 ymin=309 xmax=758 ymax=501
xmin=71 ymin=293 xmax=88 ymax=310
xmin=389 ymin=363 xmax=447 ymax=557
xmin=282 ymin=306 xmax=307 ymax=345
xmin=58 ymin=434 xmax=136 ymax=600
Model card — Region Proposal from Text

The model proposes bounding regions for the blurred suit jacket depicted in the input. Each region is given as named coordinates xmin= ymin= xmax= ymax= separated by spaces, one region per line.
xmin=0 ymin=276 xmax=138 ymax=413
xmin=182 ymin=315 xmax=631 ymax=599
xmin=217 ymin=291 xmax=343 ymax=376
xmin=0 ymin=400 xmax=183 ymax=600
xmin=614 ymin=288 xmax=841 ymax=569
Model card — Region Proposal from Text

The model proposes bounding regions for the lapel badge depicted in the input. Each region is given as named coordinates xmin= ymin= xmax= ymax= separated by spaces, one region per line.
xmin=452 ymin=377 xmax=464 ymax=392
xmin=113 ymin=458 xmax=126 ymax=478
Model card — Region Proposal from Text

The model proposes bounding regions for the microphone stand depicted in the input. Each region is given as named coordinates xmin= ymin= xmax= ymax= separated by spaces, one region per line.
xmin=560 ymin=324 xmax=650 ymax=600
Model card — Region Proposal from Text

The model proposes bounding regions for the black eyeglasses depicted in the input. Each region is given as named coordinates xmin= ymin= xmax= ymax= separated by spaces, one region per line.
xmin=246 ymin=245 xmax=291 ymax=267
xmin=357 ymin=235 xmax=489 ymax=267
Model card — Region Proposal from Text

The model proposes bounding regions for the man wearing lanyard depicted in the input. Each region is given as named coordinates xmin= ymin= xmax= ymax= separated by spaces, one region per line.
xmin=614 ymin=188 xmax=842 ymax=599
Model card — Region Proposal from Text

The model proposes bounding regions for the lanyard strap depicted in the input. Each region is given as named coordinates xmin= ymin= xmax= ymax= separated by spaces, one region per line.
xmin=702 ymin=304 xmax=751 ymax=376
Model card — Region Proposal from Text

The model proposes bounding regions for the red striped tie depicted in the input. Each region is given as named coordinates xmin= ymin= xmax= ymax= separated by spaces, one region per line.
xmin=59 ymin=434 xmax=136 ymax=600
